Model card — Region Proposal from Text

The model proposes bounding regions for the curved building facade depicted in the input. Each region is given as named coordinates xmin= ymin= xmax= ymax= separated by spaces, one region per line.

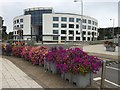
xmin=13 ymin=7 xmax=98 ymax=42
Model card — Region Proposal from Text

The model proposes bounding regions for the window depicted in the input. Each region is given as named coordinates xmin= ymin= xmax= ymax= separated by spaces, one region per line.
xmin=61 ymin=17 xmax=67 ymax=22
xmin=61 ymin=36 xmax=66 ymax=40
xmin=17 ymin=25 xmax=19 ymax=27
xmin=14 ymin=20 xmax=16 ymax=24
xmin=53 ymin=30 xmax=58 ymax=34
xmin=88 ymin=20 xmax=91 ymax=24
xmin=69 ymin=18 xmax=74 ymax=22
xmin=76 ymin=37 xmax=80 ymax=40
xmin=20 ymin=24 xmax=23 ymax=28
xmin=20 ymin=19 xmax=23 ymax=23
xmin=69 ymin=37 xmax=74 ymax=40
xmin=53 ymin=23 xmax=59 ymax=28
xmin=76 ymin=24 xmax=79 ymax=28
xmin=53 ymin=36 xmax=58 ymax=40
xmin=69 ymin=24 xmax=74 ymax=28
xmin=61 ymin=24 xmax=67 ymax=28
xmin=53 ymin=17 xmax=59 ymax=21
xmin=61 ymin=30 xmax=66 ymax=34
xmin=92 ymin=27 xmax=94 ymax=30
xmin=76 ymin=18 xmax=81 ymax=22
xmin=17 ymin=19 xmax=19 ymax=23
xmin=83 ymin=19 xmax=86 ymax=23
xmin=95 ymin=27 xmax=97 ymax=30
xmin=83 ymin=31 xmax=86 ymax=35
xmin=15 ymin=31 xmax=16 ymax=34
xmin=88 ymin=37 xmax=90 ymax=41
xmin=76 ymin=31 xmax=80 ymax=34
xmin=83 ymin=37 xmax=86 ymax=40
xmin=88 ymin=32 xmax=91 ymax=35
xmin=69 ymin=30 xmax=74 ymax=35
xmin=88 ymin=26 xmax=91 ymax=30
xmin=92 ymin=21 xmax=94 ymax=25
xmin=95 ymin=22 xmax=98 ymax=26
xmin=83 ymin=25 xmax=86 ymax=29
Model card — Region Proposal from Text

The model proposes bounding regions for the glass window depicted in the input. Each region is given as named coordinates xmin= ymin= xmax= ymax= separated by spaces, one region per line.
xmin=76 ymin=18 xmax=81 ymax=22
xmin=69 ymin=24 xmax=74 ymax=28
xmin=53 ymin=30 xmax=58 ymax=34
xmin=53 ymin=17 xmax=59 ymax=21
xmin=95 ymin=22 xmax=98 ymax=26
xmin=69 ymin=18 xmax=74 ymax=22
xmin=61 ymin=36 xmax=66 ymax=40
xmin=76 ymin=24 xmax=79 ymax=28
xmin=88 ymin=37 xmax=90 ymax=41
xmin=92 ymin=27 xmax=94 ymax=30
xmin=76 ymin=37 xmax=80 ymax=40
xmin=17 ymin=19 xmax=19 ymax=23
xmin=61 ymin=24 xmax=67 ymax=28
xmin=53 ymin=36 xmax=58 ymax=40
xmin=20 ymin=25 xmax=23 ymax=28
xmin=83 ymin=25 xmax=86 ymax=29
xmin=69 ymin=30 xmax=74 ymax=35
xmin=61 ymin=17 xmax=67 ymax=22
xmin=17 ymin=25 xmax=19 ymax=27
xmin=83 ymin=31 xmax=86 ymax=35
xmin=14 ymin=21 xmax=16 ymax=24
xmin=76 ymin=31 xmax=80 ymax=34
xmin=88 ymin=20 xmax=91 ymax=24
xmin=88 ymin=32 xmax=91 ymax=35
xmin=88 ymin=26 xmax=91 ymax=30
xmin=83 ymin=19 xmax=86 ymax=23
xmin=53 ymin=23 xmax=59 ymax=28
xmin=69 ymin=37 xmax=74 ymax=40
xmin=83 ymin=37 xmax=86 ymax=40
xmin=61 ymin=30 xmax=66 ymax=34
xmin=92 ymin=21 xmax=94 ymax=25
xmin=20 ymin=19 xmax=23 ymax=23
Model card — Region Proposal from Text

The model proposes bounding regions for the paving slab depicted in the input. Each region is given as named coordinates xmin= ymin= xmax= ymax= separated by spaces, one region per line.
xmin=0 ymin=57 xmax=43 ymax=89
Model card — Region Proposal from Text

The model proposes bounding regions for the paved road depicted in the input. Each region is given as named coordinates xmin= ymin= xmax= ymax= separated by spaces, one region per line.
xmin=93 ymin=62 xmax=119 ymax=88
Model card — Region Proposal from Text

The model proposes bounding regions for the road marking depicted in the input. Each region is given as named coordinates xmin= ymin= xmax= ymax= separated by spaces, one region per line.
xmin=93 ymin=77 xmax=101 ymax=81
xmin=106 ymin=66 xmax=120 ymax=71
xmin=93 ymin=77 xmax=120 ymax=87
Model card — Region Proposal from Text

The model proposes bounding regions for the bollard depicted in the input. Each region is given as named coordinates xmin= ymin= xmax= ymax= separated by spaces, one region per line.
xmin=100 ymin=60 xmax=106 ymax=90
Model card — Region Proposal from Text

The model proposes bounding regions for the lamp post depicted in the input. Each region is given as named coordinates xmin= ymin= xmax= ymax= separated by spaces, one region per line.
xmin=110 ymin=18 xmax=115 ymax=40
xmin=74 ymin=0 xmax=83 ymax=49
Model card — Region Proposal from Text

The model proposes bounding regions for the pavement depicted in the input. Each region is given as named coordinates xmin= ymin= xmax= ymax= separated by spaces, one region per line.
xmin=0 ymin=57 xmax=43 ymax=89
xmin=83 ymin=44 xmax=119 ymax=60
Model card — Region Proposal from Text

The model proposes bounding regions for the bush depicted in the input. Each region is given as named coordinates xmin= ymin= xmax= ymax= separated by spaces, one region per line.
xmin=12 ymin=46 xmax=24 ymax=57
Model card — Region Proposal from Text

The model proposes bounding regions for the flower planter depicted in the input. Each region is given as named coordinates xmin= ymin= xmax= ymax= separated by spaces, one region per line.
xmin=49 ymin=62 xmax=57 ymax=74
xmin=72 ymin=73 xmax=93 ymax=88
xmin=61 ymin=73 xmax=65 ymax=80
xmin=44 ymin=59 xmax=50 ymax=71
xmin=64 ymin=73 xmax=72 ymax=82
xmin=106 ymin=46 xmax=115 ymax=52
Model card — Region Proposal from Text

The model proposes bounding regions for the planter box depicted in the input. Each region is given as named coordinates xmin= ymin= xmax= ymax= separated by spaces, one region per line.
xmin=72 ymin=73 xmax=93 ymax=88
xmin=49 ymin=62 xmax=57 ymax=74
xmin=64 ymin=73 xmax=72 ymax=82
xmin=44 ymin=59 xmax=50 ymax=71
xmin=106 ymin=46 xmax=115 ymax=52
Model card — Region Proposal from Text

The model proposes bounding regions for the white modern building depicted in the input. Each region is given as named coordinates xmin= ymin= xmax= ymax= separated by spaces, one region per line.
xmin=13 ymin=7 xmax=98 ymax=43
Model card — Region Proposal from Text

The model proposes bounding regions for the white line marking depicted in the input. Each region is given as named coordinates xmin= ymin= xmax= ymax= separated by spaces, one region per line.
xmin=106 ymin=66 xmax=120 ymax=71
xmin=93 ymin=77 xmax=120 ymax=87
xmin=105 ymin=79 xmax=120 ymax=88
xmin=93 ymin=77 xmax=101 ymax=81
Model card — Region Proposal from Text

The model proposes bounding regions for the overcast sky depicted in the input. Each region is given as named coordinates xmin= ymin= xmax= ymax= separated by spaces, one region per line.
xmin=0 ymin=0 xmax=119 ymax=33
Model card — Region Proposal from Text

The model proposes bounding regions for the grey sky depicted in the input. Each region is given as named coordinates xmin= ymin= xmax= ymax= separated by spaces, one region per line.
xmin=0 ymin=0 xmax=119 ymax=33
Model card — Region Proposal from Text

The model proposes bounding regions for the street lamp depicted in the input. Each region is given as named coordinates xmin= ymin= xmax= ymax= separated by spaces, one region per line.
xmin=110 ymin=18 xmax=115 ymax=39
xmin=74 ymin=0 xmax=83 ymax=49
